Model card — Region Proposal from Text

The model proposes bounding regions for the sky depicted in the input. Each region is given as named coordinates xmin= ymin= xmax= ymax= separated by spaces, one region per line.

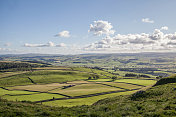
xmin=0 ymin=0 xmax=176 ymax=54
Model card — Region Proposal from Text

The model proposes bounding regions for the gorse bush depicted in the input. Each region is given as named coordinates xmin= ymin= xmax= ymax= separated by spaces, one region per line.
xmin=154 ymin=74 xmax=176 ymax=86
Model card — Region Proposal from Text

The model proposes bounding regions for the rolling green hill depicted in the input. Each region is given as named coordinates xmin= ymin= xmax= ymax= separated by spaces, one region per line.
xmin=0 ymin=75 xmax=176 ymax=117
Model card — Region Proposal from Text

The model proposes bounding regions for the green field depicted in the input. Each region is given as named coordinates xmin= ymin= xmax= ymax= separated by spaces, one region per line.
xmin=7 ymin=83 xmax=68 ymax=92
xmin=100 ymin=82 xmax=142 ymax=89
xmin=50 ymin=83 xmax=122 ymax=96
xmin=43 ymin=91 xmax=135 ymax=107
xmin=114 ymin=79 xmax=157 ymax=86
xmin=0 ymin=70 xmax=93 ymax=87
xmin=0 ymin=67 xmax=157 ymax=107
xmin=0 ymin=88 xmax=36 ymax=96
xmin=72 ymin=67 xmax=115 ymax=78
xmin=0 ymin=71 xmax=28 ymax=79
xmin=3 ymin=93 xmax=65 ymax=102
xmin=0 ymin=53 xmax=176 ymax=116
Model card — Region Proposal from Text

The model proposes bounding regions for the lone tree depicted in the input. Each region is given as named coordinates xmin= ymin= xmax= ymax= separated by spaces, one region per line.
xmin=88 ymin=76 xmax=92 ymax=80
xmin=125 ymin=73 xmax=137 ymax=77
xmin=95 ymin=75 xmax=99 ymax=79
xmin=111 ymin=76 xmax=117 ymax=81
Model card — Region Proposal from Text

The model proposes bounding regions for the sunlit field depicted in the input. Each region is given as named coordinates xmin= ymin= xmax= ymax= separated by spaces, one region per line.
xmin=0 ymin=67 xmax=157 ymax=107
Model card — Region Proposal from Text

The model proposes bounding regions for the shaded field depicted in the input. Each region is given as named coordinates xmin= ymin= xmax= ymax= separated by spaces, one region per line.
xmin=33 ymin=67 xmax=71 ymax=70
xmin=107 ymin=70 xmax=156 ymax=78
xmin=0 ymin=71 xmax=28 ymax=79
xmin=0 ymin=70 xmax=93 ymax=87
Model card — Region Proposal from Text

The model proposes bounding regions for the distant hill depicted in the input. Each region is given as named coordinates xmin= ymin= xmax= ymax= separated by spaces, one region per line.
xmin=1 ymin=52 xmax=176 ymax=57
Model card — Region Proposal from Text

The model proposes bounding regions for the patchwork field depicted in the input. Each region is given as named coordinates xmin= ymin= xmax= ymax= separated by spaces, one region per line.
xmin=7 ymin=83 xmax=68 ymax=92
xmin=3 ymin=93 xmax=65 ymax=102
xmin=99 ymin=82 xmax=142 ymax=90
xmin=0 ymin=67 xmax=157 ymax=107
xmin=50 ymin=83 xmax=122 ymax=96
xmin=0 ymin=70 xmax=93 ymax=87
xmin=0 ymin=88 xmax=36 ymax=96
xmin=114 ymin=79 xmax=157 ymax=86
xmin=43 ymin=91 xmax=135 ymax=107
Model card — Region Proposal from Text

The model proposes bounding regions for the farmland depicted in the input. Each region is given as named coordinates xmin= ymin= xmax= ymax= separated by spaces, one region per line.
xmin=0 ymin=53 xmax=175 ymax=107
xmin=0 ymin=53 xmax=175 ymax=116
xmin=0 ymin=65 xmax=157 ymax=107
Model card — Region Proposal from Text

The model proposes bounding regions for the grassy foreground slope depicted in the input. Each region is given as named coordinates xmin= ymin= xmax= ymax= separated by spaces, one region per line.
xmin=0 ymin=75 xmax=176 ymax=117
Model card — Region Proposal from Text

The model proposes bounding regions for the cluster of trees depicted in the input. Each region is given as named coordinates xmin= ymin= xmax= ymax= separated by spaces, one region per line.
xmin=88 ymin=75 xmax=99 ymax=80
xmin=119 ymin=68 xmax=158 ymax=72
xmin=125 ymin=73 xmax=151 ymax=78
xmin=119 ymin=68 xmax=159 ymax=75
xmin=88 ymin=75 xmax=118 ymax=81
xmin=91 ymin=66 xmax=103 ymax=70
xmin=111 ymin=76 xmax=117 ymax=81
xmin=0 ymin=62 xmax=40 ymax=71
xmin=22 ymin=60 xmax=51 ymax=66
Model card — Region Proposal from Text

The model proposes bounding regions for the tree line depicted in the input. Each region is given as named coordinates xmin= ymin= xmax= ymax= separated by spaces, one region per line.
xmin=0 ymin=62 xmax=40 ymax=71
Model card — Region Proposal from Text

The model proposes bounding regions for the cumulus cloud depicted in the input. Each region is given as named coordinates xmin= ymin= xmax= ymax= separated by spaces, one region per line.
xmin=0 ymin=48 xmax=16 ymax=53
xmin=160 ymin=26 xmax=168 ymax=30
xmin=55 ymin=30 xmax=70 ymax=38
xmin=56 ymin=43 xmax=66 ymax=47
xmin=4 ymin=43 xmax=11 ymax=47
xmin=142 ymin=18 xmax=154 ymax=23
xmin=84 ymin=26 xmax=176 ymax=52
xmin=0 ymin=48 xmax=9 ymax=51
xmin=24 ymin=41 xmax=55 ymax=47
xmin=150 ymin=29 xmax=164 ymax=40
xmin=24 ymin=42 xmax=66 ymax=47
xmin=88 ymin=20 xmax=115 ymax=36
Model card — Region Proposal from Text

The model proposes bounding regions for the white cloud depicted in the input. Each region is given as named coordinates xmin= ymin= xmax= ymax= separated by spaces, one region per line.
xmin=160 ymin=26 xmax=168 ymax=30
xmin=24 ymin=41 xmax=55 ymax=47
xmin=0 ymin=48 xmax=8 ymax=51
xmin=88 ymin=20 xmax=115 ymax=36
xmin=48 ymin=41 xmax=55 ymax=47
xmin=55 ymin=30 xmax=70 ymax=38
xmin=0 ymin=48 xmax=15 ymax=53
xmin=24 ymin=41 xmax=67 ymax=48
xmin=142 ymin=18 xmax=154 ymax=23
xmin=150 ymin=29 xmax=164 ymax=40
xmin=4 ymin=43 xmax=11 ymax=47
xmin=56 ymin=43 xmax=66 ymax=47
xmin=84 ymin=26 xmax=176 ymax=52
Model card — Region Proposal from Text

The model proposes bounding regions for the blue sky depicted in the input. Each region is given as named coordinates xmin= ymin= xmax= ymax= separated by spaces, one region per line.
xmin=0 ymin=0 xmax=176 ymax=54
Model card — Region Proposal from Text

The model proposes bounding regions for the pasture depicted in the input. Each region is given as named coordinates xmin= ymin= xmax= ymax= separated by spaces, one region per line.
xmin=3 ymin=93 xmax=65 ymax=102
xmin=50 ymin=83 xmax=122 ymax=96
xmin=114 ymin=79 xmax=157 ymax=86
xmin=0 ymin=67 xmax=157 ymax=107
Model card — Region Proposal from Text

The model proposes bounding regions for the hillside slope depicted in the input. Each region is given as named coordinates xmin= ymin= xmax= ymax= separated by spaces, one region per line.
xmin=0 ymin=75 xmax=176 ymax=117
